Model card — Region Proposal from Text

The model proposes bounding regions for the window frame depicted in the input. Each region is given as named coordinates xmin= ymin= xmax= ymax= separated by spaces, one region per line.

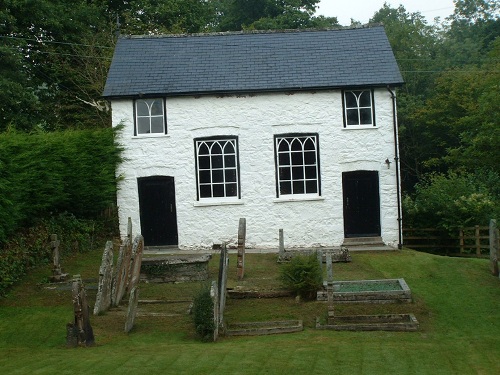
xmin=274 ymin=133 xmax=321 ymax=199
xmin=134 ymin=98 xmax=167 ymax=136
xmin=194 ymin=136 xmax=241 ymax=202
xmin=342 ymin=89 xmax=376 ymax=128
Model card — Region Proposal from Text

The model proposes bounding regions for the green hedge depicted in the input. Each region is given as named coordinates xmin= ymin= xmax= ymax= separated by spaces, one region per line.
xmin=0 ymin=128 xmax=122 ymax=244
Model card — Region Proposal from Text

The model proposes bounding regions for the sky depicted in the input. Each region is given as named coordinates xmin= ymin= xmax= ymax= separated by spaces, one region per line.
xmin=316 ymin=0 xmax=456 ymax=25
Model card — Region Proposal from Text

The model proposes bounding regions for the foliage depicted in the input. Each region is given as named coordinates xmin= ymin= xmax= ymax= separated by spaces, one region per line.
xmin=280 ymin=253 xmax=322 ymax=299
xmin=0 ymin=213 xmax=105 ymax=297
xmin=403 ymin=171 xmax=500 ymax=231
xmin=192 ymin=283 xmax=215 ymax=341
xmin=0 ymin=127 xmax=122 ymax=244
xmin=200 ymin=0 xmax=338 ymax=31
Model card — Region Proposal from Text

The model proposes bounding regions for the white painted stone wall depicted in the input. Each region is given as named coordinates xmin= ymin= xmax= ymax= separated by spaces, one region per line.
xmin=112 ymin=88 xmax=401 ymax=249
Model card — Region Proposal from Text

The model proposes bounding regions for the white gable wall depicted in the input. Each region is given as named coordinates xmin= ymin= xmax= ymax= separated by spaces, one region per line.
xmin=112 ymin=88 xmax=400 ymax=249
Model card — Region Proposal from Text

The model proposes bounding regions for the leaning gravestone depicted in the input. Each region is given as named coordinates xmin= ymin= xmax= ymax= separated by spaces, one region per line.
xmin=237 ymin=218 xmax=246 ymax=280
xmin=94 ymin=241 xmax=114 ymax=315
xmin=124 ymin=286 xmax=140 ymax=333
xmin=129 ymin=235 xmax=144 ymax=292
xmin=210 ymin=280 xmax=219 ymax=342
xmin=217 ymin=244 xmax=229 ymax=331
xmin=67 ymin=275 xmax=94 ymax=347
xmin=123 ymin=235 xmax=144 ymax=333
xmin=112 ymin=236 xmax=132 ymax=307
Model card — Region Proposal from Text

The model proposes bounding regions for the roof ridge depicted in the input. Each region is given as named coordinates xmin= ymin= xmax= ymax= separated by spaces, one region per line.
xmin=122 ymin=23 xmax=384 ymax=39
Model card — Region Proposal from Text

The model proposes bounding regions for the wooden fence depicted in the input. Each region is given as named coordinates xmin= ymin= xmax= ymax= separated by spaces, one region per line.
xmin=403 ymin=223 xmax=499 ymax=258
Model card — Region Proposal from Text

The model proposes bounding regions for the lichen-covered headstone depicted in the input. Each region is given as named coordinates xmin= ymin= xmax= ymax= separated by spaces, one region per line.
xmin=67 ymin=275 xmax=94 ymax=347
xmin=237 ymin=218 xmax=246 ymax=280
xmin=112 ymin=237 xmax=132 ymax=307
xmin=217 ymin=244 xmax=229 ymax=330
xmin=94 ymin=241 xmax=114 ymax=315
xmin=210 ymin=280 xmax=219 ymax=342
xmin=49 ymin=234 xmax=68 ymax=282
xmin=129 ymin=235 xmax=144 ymax=292
xmin=124 ymin=285 xmax=139 ymax=333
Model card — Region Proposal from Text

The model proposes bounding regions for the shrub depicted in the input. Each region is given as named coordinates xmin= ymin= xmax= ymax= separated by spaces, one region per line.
xmin=192 ymin=284 xmax=215 ymax=342
xmin=280 ymin=253 xmax=323 ymax=300
xmin=0 ymin=213 xmax=109 ymax=297
xmin=403 ymin=171 xmax=500 ymax=231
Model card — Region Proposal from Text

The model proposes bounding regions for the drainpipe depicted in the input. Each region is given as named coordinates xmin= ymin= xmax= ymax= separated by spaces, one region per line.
xmin=387 ymin=86 xmax=403 ymax=250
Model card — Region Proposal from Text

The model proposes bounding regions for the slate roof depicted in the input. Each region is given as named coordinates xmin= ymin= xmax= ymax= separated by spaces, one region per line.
xmin=102 ymin=25 xmax=404 ymax=98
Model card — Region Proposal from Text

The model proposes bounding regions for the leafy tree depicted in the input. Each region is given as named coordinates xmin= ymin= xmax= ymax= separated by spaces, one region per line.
xmin=403 ymin=171 xmax=500 ymax=230
xmin=214 ymin=0 xmax=338 ymax=31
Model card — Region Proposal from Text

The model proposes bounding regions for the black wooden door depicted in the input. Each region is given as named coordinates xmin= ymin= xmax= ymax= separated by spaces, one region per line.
xmin=342 ymin=171 xmax=381 ymax=238
xmin=138 ymin=176 xmax=178 ymax=246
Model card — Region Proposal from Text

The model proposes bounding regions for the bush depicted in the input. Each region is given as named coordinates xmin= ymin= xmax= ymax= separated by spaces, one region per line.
xmin=280 ymin=253 xmax=323 ymax=300
xmin=403 ymin=171 xmax=500 ymax=231
xmin=0 ymin=213 xmax=109 ymax=297
xmin=192 ymin=284 xmax=215 ymax=342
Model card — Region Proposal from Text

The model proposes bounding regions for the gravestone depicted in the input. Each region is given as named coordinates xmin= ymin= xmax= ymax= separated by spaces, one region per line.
xmin=490 ymin=219 xmax=499 ymax=277
xmin=124 ymin=286 xmax=139 ymax=333
xmin=94 ymin=241 xmax=114 ymax=315
xmin=210 ymin=280 xmax=219 ymax=342
xmin=237 ymin=218 xmax=246 ymax=280
xmin=129 ymin=235 xmax=144 ymax=292
xmin=218 ymin=244 xmax=229 ymax=331
xmin=49 ymin=234 xmax=68 ymax=282
xmin=67 ymin=275 xmax=94 ymax=347
xmin=112 ymin=237 xmax=132 ymax=306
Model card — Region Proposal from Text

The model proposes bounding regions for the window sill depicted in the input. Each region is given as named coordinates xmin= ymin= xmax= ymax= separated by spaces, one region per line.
xmin=132 ymin=133 xmax=169 ymax=139
xmin=193 ymin=199 xmax=244 ymax=207
xmin=342 ymin=125 xmax=378 ymax=130
xmin=273 ymin=195 xmax=324 ymax=203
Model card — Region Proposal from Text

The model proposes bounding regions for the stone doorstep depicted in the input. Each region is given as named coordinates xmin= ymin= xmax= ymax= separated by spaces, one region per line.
xmin=144 ymin=244 xmax=396 ymax=256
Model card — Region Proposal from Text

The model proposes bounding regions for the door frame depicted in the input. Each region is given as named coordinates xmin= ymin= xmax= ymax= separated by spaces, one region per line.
xmin=137 ymin=175 xmax=178 ymax=246
xmin=342 ymin=170 xmax=381 ymax=238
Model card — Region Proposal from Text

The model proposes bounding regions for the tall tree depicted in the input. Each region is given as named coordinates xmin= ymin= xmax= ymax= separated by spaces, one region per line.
xmin=214 ymin=0 xmax=338 ymax=31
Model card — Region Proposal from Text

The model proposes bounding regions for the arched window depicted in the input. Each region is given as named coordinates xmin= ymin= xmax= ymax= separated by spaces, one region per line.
xmin=275 ymin=134 xmax=320 ymax=197
xmin=195 ymin=137 xmax=239 ymax=200
xmin=343 ymin=90 xmax=375 ymax=127
xmin=135 ymin=98 xmax=166 ymax=135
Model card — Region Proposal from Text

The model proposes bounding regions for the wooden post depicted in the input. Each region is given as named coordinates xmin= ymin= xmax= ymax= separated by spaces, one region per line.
xmin=459 ymin=229 xmax=464 ymax=254
xmin=237 ymin=218 xmax=246 ymax=280
xmin=490 ymin=219 xmax=499 ymax=277
xmin=475 ymin=225 xmax=481 ymax=256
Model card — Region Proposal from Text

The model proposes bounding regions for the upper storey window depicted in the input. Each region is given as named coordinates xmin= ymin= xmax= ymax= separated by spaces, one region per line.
xmin=342 ymin=90 xmax=375 ymax=128
xmin=134 ymin=98 xmax=166 ymax=135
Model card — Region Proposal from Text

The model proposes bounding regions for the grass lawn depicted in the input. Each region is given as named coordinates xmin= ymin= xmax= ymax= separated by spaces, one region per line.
xmin=1 ymin=247 xmax=499 ymax=374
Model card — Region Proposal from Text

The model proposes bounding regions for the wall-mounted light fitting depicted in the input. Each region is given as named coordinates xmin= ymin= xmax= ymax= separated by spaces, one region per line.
xmin=385 ymin=158 xmax=391 ymax=169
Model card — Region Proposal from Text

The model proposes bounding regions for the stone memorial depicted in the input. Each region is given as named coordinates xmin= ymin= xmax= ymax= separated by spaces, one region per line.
xmin=94 ymin=241 xmax=114 ymax=315
xmin=124 ymin=285 xmax=139 ymax=333
xmin=49 ymin=234 xmax=68 ymax=282
xmin=67 ymin=275 xmax=94 ymax=347
xmin=218 ymin=243 xmax=229 ymax=331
